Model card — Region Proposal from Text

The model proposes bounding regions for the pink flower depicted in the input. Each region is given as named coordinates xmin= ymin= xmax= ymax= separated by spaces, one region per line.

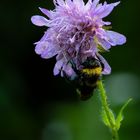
xmin=31 ymin=0 xmax=126 ymax=77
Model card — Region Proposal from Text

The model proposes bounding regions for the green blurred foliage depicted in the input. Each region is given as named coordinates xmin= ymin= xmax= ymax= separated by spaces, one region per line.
xmin=0 ymin=0 xmax=140 ymax=140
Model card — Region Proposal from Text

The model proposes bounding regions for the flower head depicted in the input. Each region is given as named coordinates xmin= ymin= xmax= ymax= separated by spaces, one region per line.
xmin=31 ymin=0 xmax=126 ymax=77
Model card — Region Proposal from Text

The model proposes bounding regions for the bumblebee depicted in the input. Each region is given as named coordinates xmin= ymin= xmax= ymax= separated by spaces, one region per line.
xmin=65 ymin=57 xmax=103 ymax=100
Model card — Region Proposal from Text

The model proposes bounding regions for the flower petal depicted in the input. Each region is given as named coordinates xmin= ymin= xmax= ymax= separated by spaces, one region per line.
xmin=41 ymin=46 xmax=58 ymax=59
xmin=39 ymin=7 xmax=52 ymax=18
xmin=85 ymin=0 xmax=92 ymax=11
xmin=97 ymin=37 xmax=111 ymax=50
xmin=91 ymin=0 xmax=100 ymax=9
xmin=35 ymin=41 xmax=58 ymax=59
xmin=73 ymin=0 xmax=85 ymax=9
xmin=53 ymin=0 xmax=65 ymax=6
xmin=94 ymin=1 xmax=120 ymax=18
xmin=31 ymin=15 xmax=49 ymax=26
xmin=34 ymin=31 xmax=49 ymax=54
xmin=35 ymin=41 xmax=46 ymax=54
xmin=65 ymin=0 xmax=73 ymax=6
xmin=106 ymin=31 xmax=126 ymax=46
xmin=97 ymin=53 xmax=111 ymax=75
xmin=62 ymin=63 xmax=77 ymax=79
xmin=53 ymin=58 xmax=64 ymax=75
xmin=102 ymin=21 xmax=111 ymax=25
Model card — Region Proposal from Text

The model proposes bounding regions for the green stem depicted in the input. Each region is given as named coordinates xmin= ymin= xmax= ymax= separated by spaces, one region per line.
xmin=98 ymin=81 xmax=119 ymax=140
xmin=112 ymin=129 xmax=119 ymax=140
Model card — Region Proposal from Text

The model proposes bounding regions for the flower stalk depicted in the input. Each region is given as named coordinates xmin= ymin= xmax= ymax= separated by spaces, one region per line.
xmin=112 ymin=129 xmax=119 ymax=140
xmin=98 ymin=80 xmax=119 ymax=140
xmin=98 ymin=80 xmax=132 ymax=140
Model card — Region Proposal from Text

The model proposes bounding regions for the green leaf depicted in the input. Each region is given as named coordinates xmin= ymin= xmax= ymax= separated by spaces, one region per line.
xmin=102 ymin=26 xmax=112 ymax=30
xmin=97 ymin=45 xmax=108 ymax=53
xmin=108 ymin=108 xmax=116 ymax=126
xmin=116 ymin=98 xmax=132 ymax=130
xmin=101 ymin=108 xmax=116 ymax=128
xmin=102 ymin=109 xmax=110 ymax=127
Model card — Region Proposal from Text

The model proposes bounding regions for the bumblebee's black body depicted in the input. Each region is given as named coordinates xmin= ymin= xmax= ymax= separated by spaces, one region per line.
xmin=65 ymin=57 xmax=103 ymax=100
xmin=76 ymin=69 xmax=101 ymax=100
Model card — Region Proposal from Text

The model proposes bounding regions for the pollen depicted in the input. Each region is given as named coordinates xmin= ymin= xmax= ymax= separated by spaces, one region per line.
xmin=82 ymin=67 xmax=102 ymax=75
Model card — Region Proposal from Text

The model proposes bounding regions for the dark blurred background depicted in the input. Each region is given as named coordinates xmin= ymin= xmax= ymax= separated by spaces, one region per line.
xmin=0 ymin=0 xmax=140 ymax=140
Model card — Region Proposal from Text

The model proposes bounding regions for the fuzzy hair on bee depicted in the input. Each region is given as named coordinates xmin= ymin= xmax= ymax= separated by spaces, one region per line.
xmin=64 ymin=57 xmax=103 ymax=100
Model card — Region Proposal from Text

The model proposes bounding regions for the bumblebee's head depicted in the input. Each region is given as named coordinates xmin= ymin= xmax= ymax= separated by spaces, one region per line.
xmin=82 ymin=57 xmax=102 ymax=69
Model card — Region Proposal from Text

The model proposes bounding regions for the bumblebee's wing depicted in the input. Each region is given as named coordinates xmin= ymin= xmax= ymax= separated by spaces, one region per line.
xmin=96 ymin=53 xmax=111 ymax=75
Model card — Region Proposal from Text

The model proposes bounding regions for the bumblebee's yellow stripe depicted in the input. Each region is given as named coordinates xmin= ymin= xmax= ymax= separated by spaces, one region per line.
xmin=81 ymin=67 xmax=102 ymax=75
